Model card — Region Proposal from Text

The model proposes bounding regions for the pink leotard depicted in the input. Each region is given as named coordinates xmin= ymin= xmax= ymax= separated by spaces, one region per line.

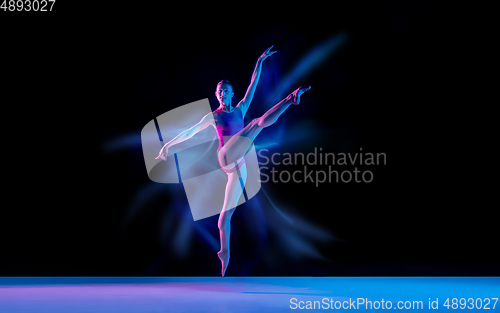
xmin=213 ymin=107 xmax=246 ymax=173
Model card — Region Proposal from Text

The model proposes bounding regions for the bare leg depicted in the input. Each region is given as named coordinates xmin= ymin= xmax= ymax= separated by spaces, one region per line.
xmin=218 ymin=86 xmax=311 ymax=170
xmin=217 ymin=164 xmax=248 ymax=276
xmin=216 ymin=86 xmax=310 ymax=275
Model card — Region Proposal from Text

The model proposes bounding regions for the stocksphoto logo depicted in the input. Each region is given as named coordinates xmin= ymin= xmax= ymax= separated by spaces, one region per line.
xmin=141 ymin=99 xmax=261 ymax=221
xmin=257 ymin=147 xmax=387 ymax=186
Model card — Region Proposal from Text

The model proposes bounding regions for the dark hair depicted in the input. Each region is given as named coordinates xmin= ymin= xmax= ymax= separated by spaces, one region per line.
xmin=217 ymin=79 xmax=233 ymax=90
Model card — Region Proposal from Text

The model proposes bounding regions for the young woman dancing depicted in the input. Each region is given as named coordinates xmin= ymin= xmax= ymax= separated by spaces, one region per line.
xmin=156 ymin=46 xmax=311 ymax=276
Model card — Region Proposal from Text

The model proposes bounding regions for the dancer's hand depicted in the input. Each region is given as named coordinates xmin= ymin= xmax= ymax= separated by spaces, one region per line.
xmin=258 ymin=45 xmax=277 ymax=62
xmin=285 ymin=86 xmax=311 ymax=105
xmin=155 ymin=146 xmax=168 ymax=161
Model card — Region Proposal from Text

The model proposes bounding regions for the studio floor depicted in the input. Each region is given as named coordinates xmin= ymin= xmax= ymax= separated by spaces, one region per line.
xmin=1 ymin=277 xmax=499 ymax=312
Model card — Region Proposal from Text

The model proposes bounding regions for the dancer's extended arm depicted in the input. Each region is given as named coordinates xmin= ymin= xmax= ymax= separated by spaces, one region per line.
xmin=237 ymin=45 xmax=276 ymax=117
xmin=156 ymin=112 xmax=215 ymax=161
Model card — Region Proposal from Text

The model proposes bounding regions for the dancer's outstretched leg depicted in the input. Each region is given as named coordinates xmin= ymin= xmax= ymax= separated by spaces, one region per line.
xmin=218 ymin=86 xmax=311 ymax=170
xmin=217 ymin=85 xmax=309 ymax=276
xmin=218 ymin=164 xmax=248 ymax=276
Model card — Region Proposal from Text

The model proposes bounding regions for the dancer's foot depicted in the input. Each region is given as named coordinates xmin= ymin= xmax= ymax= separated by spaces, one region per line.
xmin=286 ymin=86 xmax=311 ymax=105
xmin=218 ymin=250 xmax=230 ymax=276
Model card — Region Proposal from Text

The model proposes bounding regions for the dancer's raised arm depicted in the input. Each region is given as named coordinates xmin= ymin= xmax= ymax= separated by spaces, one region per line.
xmin=156 ymin=112 xmax=215 ymax=161
xmin=237 ymin=45 xmax=277 ymax=117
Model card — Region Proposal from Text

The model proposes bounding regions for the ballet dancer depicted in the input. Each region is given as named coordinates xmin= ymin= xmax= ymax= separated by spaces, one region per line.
xmin=156 ymin=46 xmax=311 ymax=276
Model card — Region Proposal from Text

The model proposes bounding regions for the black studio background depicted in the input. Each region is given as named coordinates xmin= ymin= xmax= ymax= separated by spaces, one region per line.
xmin=1 ymin=1 xmax=496 ymax=276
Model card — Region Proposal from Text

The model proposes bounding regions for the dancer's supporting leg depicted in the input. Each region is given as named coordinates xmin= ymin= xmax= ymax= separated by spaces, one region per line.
xmin=217 ymin=86 xmax=310 ymax=276
xmin=217 ymin=163 xmax=247 ymax=276
xmin=218 ymin=86 xmax=311 ymax=170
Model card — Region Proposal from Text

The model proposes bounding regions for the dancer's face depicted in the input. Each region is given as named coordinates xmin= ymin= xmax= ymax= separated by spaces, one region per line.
xmin=215 ymin=83 xmax=234 ymax=106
